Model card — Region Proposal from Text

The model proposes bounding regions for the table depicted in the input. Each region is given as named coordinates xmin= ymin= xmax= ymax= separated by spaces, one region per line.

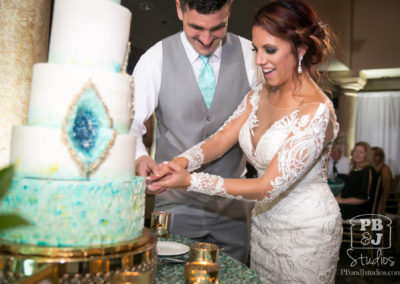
xmin=328 ymin=179 xmax=345 ymax=196
xmin=156 ymin=235 xmax=262 ymax=283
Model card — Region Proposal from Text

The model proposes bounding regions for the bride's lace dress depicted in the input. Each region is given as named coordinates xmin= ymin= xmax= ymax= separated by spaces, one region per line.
xmin=179 ymin=84 xmax=342 ymax=283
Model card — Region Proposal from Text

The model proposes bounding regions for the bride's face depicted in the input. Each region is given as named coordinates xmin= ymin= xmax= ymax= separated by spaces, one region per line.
xmin=252 ymin=26 xmax=297 ymax=87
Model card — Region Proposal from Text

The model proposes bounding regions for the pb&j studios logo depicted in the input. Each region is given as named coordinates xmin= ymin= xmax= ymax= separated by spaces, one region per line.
xmin=346 ymin=214 xmax=395 ymax=267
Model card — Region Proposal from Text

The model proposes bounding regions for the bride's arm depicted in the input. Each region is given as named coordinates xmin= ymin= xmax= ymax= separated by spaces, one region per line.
xmin=156 ymin=102 xmax=336 ymax=202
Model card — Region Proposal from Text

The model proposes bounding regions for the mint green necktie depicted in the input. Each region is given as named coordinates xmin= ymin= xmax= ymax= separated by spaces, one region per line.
xmin=197 ymin=55 xmax=216 ymax=109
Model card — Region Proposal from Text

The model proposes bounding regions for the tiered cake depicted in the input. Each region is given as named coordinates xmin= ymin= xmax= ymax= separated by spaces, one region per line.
xmin=0 ymin=0 xmax=145 ymax=247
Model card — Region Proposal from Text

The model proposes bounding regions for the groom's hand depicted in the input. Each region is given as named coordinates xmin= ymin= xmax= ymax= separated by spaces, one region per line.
xmin=136 ymin=155 xmax=159 ymax=177
xmin=146 ymin=162 xmax=173 ymax=193
xmin=135 ymin=155 xmax=161 ymax=194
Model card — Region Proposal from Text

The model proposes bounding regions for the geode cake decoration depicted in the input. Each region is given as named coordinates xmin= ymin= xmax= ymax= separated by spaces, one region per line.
xmin=62 ymin=79 xmax=116 ymax=179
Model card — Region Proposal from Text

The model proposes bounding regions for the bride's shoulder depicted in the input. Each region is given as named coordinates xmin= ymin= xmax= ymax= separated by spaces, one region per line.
xmin=250 ymin=83 xmax=265 ymax=95
xmin=301 ymin=87 xmax=330 ymax=103
xmin=245 ymin=83 xmax=265 ymax=102
xmin=300 ymin=89 xmax=332 ymax=108
xmin=297 ymin=91 xmax=335 ymax=119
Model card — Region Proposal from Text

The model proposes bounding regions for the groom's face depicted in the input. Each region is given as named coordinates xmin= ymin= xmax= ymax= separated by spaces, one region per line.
xmin=176 ymin=2 xmax=230 ymax=56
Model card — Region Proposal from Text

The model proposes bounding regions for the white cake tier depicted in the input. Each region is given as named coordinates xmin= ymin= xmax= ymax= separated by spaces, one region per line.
xmin=10 ymin=126 xmax=136 ymax=181
xmin=48 ymin=0 xmax=131 ymax=73
xmin=28 ymin=63 xmax=133 ymax=133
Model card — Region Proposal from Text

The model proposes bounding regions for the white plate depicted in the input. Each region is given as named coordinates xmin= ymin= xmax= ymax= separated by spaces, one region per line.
xmin=157 ymin=241 xmax=189 ymax=256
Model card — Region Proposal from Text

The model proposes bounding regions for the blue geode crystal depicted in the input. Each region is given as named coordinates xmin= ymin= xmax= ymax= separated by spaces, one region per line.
xmin=73 ymin=108 xmax=98 ymax=153
xmin=63 ymin=82 xmax=115 ymax=178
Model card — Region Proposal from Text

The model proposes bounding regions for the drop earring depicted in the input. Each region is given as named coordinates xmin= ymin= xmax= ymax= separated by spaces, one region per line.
xmin=298 ymin=55 xmax=303 ymax=74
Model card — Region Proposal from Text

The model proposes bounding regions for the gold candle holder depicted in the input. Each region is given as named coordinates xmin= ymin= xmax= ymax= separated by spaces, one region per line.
xmin=150 ymin=211 xmax=170 ymax=237
xmin=189 ymin=243 xmax=219 ymax=263
xmin=184 ymin=262 xmax=219 ymax=284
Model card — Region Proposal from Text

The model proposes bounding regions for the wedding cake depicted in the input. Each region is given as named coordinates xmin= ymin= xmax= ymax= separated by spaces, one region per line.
xmin=0 ymin=0 xmax=145 ymax=247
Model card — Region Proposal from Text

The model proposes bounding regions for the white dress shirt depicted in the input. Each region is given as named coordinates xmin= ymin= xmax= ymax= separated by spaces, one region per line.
xmin=327 ymin=156 xmax=351 ymax=178
xmin=131 ymin=31 xmax=262 ymax=159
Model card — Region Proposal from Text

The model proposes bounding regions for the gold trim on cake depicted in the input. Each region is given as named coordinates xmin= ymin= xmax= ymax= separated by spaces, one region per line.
xmin=120 ymin=41 xmax=131 ymax=74
xmin=0 ymin=227 xmax=151 ymax=258
xmin=129 ymin=75 xmax=135 ymax=129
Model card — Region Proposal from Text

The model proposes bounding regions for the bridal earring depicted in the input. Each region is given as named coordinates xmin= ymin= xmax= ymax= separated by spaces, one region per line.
xmin=298 ymin=55 xmax=303 ymax=74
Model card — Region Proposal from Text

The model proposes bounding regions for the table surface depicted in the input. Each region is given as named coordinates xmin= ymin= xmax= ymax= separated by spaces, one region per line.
xmin=328 ymin=179 xmax=345 ymax=196
xmin=156 ymin=234 xmax=262 ymax=283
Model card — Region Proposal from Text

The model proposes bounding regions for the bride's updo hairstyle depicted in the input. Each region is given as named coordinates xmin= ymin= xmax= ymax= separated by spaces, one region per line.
xmin=253 ymin=0 xmax=335 ymax=83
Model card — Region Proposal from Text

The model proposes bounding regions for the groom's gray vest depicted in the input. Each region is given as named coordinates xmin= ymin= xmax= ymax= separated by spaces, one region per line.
xmin=155 ymin=32 xmax=250 ymax=210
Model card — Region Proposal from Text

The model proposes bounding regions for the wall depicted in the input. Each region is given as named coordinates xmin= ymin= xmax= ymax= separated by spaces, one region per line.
xmin=305 ymin=0 xmax=352 ymax=69
xmin=351 ymin=0 xmax=400 ymax=71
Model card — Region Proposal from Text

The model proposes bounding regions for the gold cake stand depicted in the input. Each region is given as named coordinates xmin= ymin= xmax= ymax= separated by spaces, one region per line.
xmin=0 ymin=228 xmax=157 ymax=283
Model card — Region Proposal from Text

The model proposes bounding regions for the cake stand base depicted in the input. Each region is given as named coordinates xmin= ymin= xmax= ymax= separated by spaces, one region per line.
xmin=0 ymin=228 xmax=157 ymax=283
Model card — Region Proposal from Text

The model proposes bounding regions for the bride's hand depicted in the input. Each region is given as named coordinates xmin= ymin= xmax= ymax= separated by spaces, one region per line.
xmin=147 ymin=157 xmax=189 ymax=182
xmin=147 ymin=161 xmax=172 ymax=182
xmin=145 ymin=161 xmax=171 ymax=193
xmin=150 ymin=162 xmax=191 ymax=190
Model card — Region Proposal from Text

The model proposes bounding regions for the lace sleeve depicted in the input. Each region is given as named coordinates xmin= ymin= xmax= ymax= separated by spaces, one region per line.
xmin=178 ymin=142 xmax=205 ymax=172
xmin=185 ymin=103 xmax=335 ymax=203
xmin=177 ymin=86 xmax=259 ymax=172
xmin=261 ymin=103 xmax=333 ymax=202
xmin=187 ymin=172 xmax=255 ymax=201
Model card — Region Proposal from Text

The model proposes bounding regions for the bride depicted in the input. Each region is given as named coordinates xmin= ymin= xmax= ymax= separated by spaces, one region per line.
xmin=149 ymin=0 xmax=342 ymax=282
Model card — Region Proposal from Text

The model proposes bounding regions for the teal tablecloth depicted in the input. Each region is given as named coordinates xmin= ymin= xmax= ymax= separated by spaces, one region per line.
xmin=156 ymin=235 xmax=262 ymax=283
xmin=328 ymin=179 xmax=345 ymax=196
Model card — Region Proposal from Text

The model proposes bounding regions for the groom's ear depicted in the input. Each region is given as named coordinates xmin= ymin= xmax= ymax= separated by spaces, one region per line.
xmin=176 ymin=0 xmax=184 ymax=21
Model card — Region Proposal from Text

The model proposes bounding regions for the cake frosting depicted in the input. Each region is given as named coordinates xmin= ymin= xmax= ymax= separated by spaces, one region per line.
xmin=2 ymin=178 xmax=144 ymax=247
xmin=28 ymin=63 xmax=134 ymax=133
xmin=11 ymin=126 xmax=136 ymax=181
xmin=48 ymin=0 xmax=131 ymax=72
xmin=0 ymin=0 xmax=145 ymax=247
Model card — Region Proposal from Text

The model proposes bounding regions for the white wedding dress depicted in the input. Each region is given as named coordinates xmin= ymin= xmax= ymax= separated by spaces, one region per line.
xmin=179 ymin=84 xmax=343 ymax=283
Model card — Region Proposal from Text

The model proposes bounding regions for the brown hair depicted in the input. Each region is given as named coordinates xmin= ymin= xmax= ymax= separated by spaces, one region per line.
xmin=351 ymin=141 xmax=373 ymax=170
xmin=371 ymin=146 xmax=385 ymax=173
xmin=252 ymin=0 xmax=335 ymax=84
xmin=179 ymin=0 xmax=231 ymax=14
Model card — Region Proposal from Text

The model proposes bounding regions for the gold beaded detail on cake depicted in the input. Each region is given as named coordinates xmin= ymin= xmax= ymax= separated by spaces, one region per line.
xmin=129 ymin=76 xmax=135 ymax=129
xmin=120 ymin=41 xmax=131 ymax=74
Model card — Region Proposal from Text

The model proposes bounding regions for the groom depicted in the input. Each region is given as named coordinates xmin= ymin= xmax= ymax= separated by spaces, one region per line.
xmin=131 ymin=0 xmax=260 ymax=263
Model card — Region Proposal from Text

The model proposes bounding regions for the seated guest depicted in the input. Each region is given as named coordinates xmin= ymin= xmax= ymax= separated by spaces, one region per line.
xmin=336 ymin=141 xmax=379 ymax=219
xmin=327 ymin=144 xmax=350 ymax=181
xmin=372 ymin=146 xmax=393 ymax=213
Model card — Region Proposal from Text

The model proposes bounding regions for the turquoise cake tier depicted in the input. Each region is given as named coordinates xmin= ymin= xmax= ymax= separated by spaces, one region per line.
xmin=0 ymin=176 xmax=145 ymax=247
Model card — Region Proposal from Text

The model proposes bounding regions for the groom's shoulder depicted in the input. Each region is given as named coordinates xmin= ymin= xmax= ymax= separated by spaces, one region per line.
xmin=226 ymin=32 xmax=253 ymax=51
xmin=142 ymin=32 xmax=181 ymax=56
